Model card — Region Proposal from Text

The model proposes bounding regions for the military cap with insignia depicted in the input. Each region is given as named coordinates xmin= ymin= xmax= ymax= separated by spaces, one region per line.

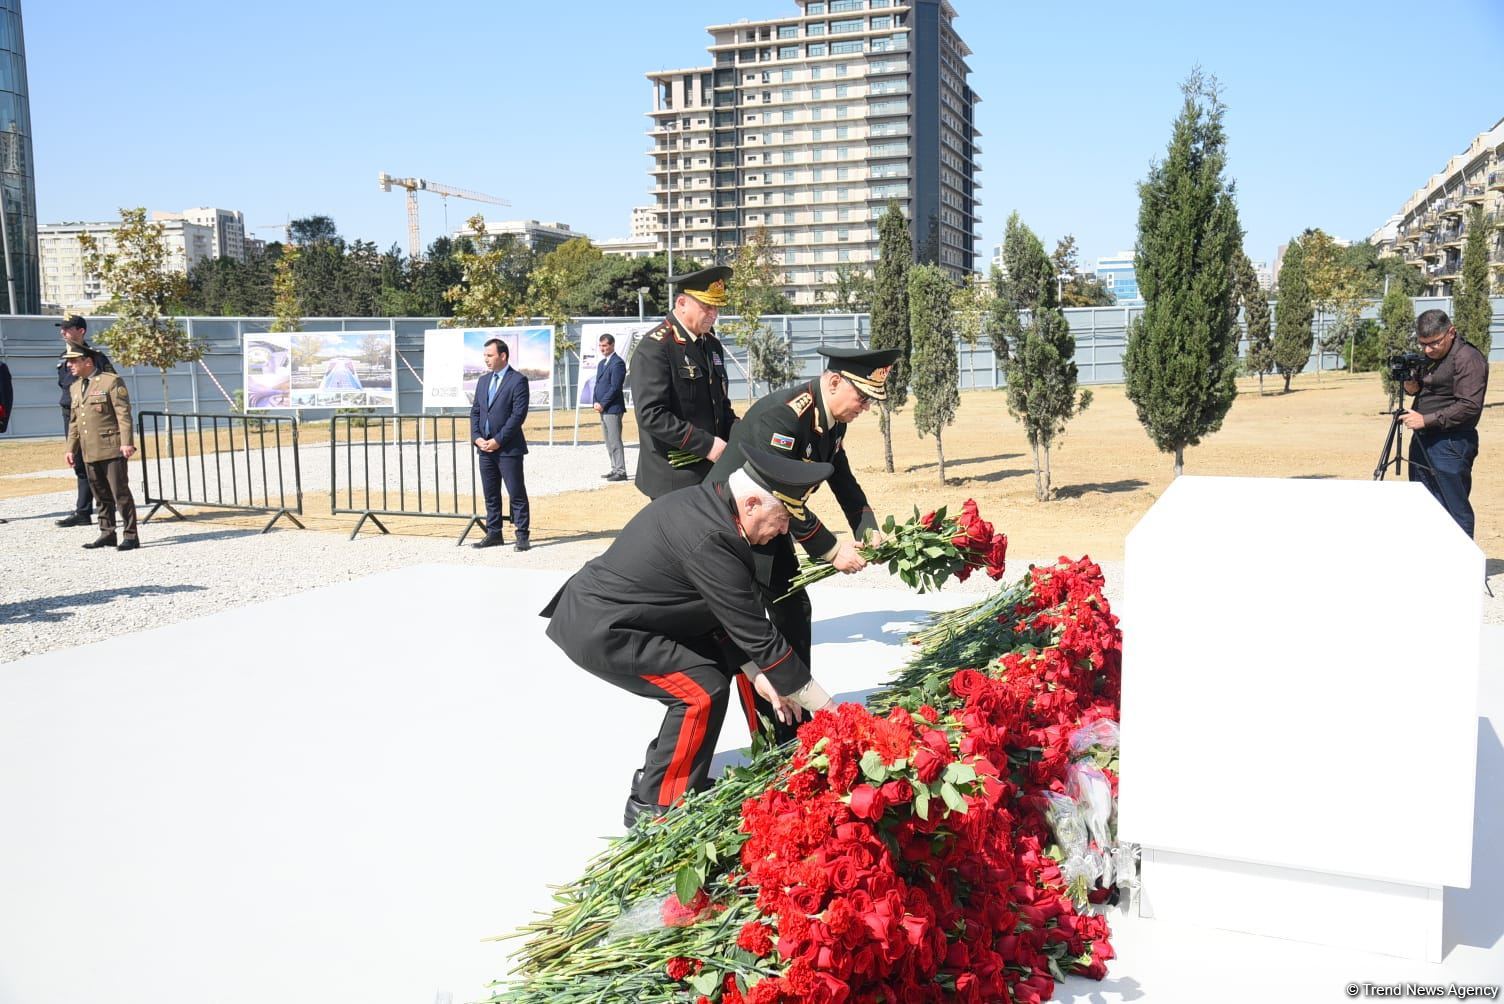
xmin=817 ymin=345 xmax=903 ymax=401
xmin=61 ymin=346 xmax=94 ymax=360
xmin=740 ymin=445 xmax=833 ymax=520
xmin=672 ymin=265 xmax=733 ymax=308
xmin=55 ymin=314 xmax=88 ymax=331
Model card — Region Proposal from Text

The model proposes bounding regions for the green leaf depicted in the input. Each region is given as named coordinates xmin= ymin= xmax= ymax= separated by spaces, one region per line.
xmin=674 ymin=864 xmax=701 ymax=905
xmin=703 ymin=841 xmax=719 ymax=866
xmin=914 ymin=788 xmax=930 ymax=820
xmin=940 ymin=782 xmax=968 ymax=814
xmin=690 ymin=970 xmax=722 ymax=995
xmin=859 ymin=749 xmax=888 ymax=782
xmin=943 ymin=762 xmax=977 ymax=786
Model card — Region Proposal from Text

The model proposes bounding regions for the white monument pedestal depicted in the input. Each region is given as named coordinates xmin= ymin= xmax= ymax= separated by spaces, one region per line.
xmin=1118 ymin=476 xmax=1483 ymax=962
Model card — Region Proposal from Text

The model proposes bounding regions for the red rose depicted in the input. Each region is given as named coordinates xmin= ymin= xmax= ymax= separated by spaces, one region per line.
xmin=848 ymin=783 xmax=888 ymax=821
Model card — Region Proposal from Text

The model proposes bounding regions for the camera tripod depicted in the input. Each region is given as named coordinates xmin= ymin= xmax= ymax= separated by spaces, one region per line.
xmin=1372 ymin=387 xmax=1435 ymax=482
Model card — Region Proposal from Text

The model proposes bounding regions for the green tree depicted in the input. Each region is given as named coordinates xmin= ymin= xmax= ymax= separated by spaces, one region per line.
xmin=1273 ymin=236 xmax=1313 ymax=392
xmin=995 ymin=214 xmax=1091 ymax=499
xmin=1377 ymin=282 xmax=1417 ymax=400
xmin=870 ymin=201 xmax=912 ymax=473
xmin=1302 ymin=228 xmax=1365 ymax=365
xmin=289 ymin=215 xmax=338 ymax=245
xmin=822 ymin=262 xmax=873 ymax=313
xmin=79 ymin=207 xmax=201 ymax=409
xmin=1235 ymin=250 xmax=1274 ymax=393
xmin=1454 ymin=204 xmax=1494 ymax=358
xmin=444 ymin=215 xmax=532 ymax=327
xmin=722 ymin=227 xmax=795 ymax=395
xmin=908 ymin=264 xmax=958 ymax=483
xmin=1342 ymin=240 xmax=1425 ymax=298
xmin=1051 ymin=234 xmax=1115 ymax=307
xmin=272 ymin=245 xmax=302 ymax=332
xmin=1123 ymin=69 xmax=1243 ymax=477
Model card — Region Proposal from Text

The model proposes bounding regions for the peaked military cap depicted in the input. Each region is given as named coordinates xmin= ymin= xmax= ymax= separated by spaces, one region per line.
xmin=671 ymin=265 xmax=733 ymax=308
xmin=61 ymin=346 xmax=94 ymax=360
xmin=817 ymin=345 xmax=903 ymax=401
xmin=55 ymin=314 xmax=87 ymax=330
xmin=740 ymin=445 xmax=833 ymax=520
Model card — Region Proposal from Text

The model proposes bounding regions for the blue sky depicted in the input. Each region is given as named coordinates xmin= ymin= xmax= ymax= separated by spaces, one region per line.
xmin=25 ymin=0 xmax=1504 ymax=271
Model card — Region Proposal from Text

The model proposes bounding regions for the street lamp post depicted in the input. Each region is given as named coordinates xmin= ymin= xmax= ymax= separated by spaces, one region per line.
xmin=638 ymin=286 xmax=649 ymax=322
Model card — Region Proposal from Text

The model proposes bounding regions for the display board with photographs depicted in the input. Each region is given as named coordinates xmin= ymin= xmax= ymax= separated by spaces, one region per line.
xmin=421 ymin=327 xmax=555 ymax=411
xmin=242 ymin=331 xmax=397 ymax=410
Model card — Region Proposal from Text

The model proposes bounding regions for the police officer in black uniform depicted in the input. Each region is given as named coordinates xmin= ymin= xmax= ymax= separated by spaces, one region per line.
xmin=543 ymin=447 xmax=838 ymax=827
xmin=629 ymin=265 xmax=739 ymax=499
xmin=707 ymin=346 xmax=900 ymax=742
xmin=54 ymin=315 xmax=116 ymax=528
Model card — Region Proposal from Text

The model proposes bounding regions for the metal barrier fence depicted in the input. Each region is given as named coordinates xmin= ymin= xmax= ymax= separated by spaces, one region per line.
xmin=136 ymin=411 xmax=305 ymax=533
xmin=328 ymin=415 xmax=495 ymax=545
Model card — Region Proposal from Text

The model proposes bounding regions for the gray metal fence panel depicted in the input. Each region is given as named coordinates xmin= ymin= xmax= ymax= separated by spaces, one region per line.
xmin=2 ymin=298 xmax=1500 ymax=439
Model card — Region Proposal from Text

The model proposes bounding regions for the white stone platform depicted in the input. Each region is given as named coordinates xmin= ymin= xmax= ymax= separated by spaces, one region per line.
xmin=0 ymin=564 xmax=1497 ymax=1004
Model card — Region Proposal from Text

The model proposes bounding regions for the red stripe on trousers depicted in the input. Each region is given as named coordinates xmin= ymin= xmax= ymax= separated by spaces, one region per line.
xmin=735 ymin=674 xmax=758 ymax=737
xmin=644 ymin=672 xmax=712 ymax=805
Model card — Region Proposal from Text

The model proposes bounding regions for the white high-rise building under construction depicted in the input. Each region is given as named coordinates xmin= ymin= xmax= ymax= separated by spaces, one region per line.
xmin=645 ymin=0 xmax=981 ymax=307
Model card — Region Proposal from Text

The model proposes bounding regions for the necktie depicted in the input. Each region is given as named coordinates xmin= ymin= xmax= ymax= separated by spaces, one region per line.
xmin=488 ymin=372 xmax=500 ymax=405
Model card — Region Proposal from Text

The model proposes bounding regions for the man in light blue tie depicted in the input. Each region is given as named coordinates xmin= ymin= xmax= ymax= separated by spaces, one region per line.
xmin=469 ymin=338 xmax=531 ymax=550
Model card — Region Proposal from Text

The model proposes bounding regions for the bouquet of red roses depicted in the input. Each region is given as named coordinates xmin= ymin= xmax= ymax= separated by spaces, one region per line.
xmin=779 ymin=499 xmax=1008 ymax=601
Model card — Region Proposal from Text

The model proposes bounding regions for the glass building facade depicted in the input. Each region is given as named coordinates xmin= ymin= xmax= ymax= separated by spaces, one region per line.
xmin=0 ymin=0 xmax=38 ymax=314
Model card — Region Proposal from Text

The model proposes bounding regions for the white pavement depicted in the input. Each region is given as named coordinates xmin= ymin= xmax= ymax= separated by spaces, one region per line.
xmin=0 ymin=566 xmax=1498 ymax=1004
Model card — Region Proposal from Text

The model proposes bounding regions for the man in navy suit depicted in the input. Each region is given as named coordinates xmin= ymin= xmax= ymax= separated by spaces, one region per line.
xmin=592 ymin=333 xmax=628 ymax=482
xmin=469 ymin=338 xmax=531 ymax=551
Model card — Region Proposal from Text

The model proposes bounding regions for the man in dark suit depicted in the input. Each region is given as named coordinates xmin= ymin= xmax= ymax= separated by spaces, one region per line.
xmin=469 ymin=338 xmax=531 ymax=551
xmin=592 ymin=333 xmax=628 ymax=482
xmin=629 ymin=265 xmax=738 ymax=499
xmin=542 ymin=447 xmax=838 ymax=827
xmin=54 ymin=315 xmax=117 ymax=529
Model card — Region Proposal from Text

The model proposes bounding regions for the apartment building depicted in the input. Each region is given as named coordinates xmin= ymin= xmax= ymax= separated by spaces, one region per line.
xmin=645 ymin=0 xmax=981 ymax=307
xmin=1383 ymin=117 xmax=1504 ymax=296
xmin=454 ymin=219 xmax=584 ymax=255
xmin=39 ymin=218 xmax=217 ymax=315
xmin=155 ymin=207 xmax=247 ymax=262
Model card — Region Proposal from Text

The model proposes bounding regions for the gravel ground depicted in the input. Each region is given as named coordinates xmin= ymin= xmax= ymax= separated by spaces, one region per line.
xmin=5 ymin=439 xmax=1500 ymax=662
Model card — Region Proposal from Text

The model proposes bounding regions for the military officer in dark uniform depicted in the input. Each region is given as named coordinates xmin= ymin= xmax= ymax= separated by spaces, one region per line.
xmin=707 ymin=346 xmax=900 ymax=742
xmin=543 ymin=447 xmax=838 ymax=827
xmin=629 ymin=265 xmax=739 ymax=499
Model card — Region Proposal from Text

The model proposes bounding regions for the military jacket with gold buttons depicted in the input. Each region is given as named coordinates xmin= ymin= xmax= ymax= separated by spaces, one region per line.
xmin=628 ymin=312 xmax=738 ymax=500
xmin=66 ymin=371 xmax=135 ymax=463
xmin=707 ymin=378 xmax=877 ymax=561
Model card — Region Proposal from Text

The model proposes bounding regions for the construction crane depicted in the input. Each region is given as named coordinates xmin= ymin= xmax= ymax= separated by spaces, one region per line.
xmin=378 ymin=172 xmax=510 ymax=260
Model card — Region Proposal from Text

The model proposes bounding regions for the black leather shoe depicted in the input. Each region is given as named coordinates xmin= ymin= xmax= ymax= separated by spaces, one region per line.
xmin=606 ymin=473 xmax=628 ymax=482
xmin=471 ymin=532 xmax=506 ymax=549
xmin=514 ymin=535 xmax=531 ymax=552
xmin=623 ymin=794 xmax=670 ymax=829
xmin=56 ymin=513 xmax=93 ymax=528
xmin=116 ymin=538 xmax=139 ymax=552
xmin=82 ymin=534 xmax=118 ymax=550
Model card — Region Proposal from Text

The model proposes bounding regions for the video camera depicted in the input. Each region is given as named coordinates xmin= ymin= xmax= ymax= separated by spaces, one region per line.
xmin=1388 ymin=352 xmax=1426 ymax=384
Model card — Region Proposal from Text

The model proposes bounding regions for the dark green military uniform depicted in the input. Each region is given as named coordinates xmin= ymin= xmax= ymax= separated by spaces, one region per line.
xmin=629 ymin=267 xmax=738 ymax=500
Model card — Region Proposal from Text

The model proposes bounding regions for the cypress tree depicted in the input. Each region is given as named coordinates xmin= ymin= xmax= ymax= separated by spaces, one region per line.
xmin=870 ymin=201 xmax=912 ymax=473
xmin=1123 ymin=69 xmax=1243 ymax=477
xmin=1235 ymin=250 xmax=1274 ymax=394
xmin=908 ymin=264 xmax=958 ymax=483
xmin=1454 ymin=204 xmax=1494 ymax=358
xmin=1273 ymin=235 xmax=1313 ymax=393
xmin=1377 ymin=283 xmax=1417 ymax=402
xmin=994 ymin=212 xmax=1092 ymax=500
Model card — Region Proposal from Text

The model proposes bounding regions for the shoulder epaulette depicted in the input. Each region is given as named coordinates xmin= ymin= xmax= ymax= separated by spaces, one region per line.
xmin=786 ymin=391 xmax=814 ymax=417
